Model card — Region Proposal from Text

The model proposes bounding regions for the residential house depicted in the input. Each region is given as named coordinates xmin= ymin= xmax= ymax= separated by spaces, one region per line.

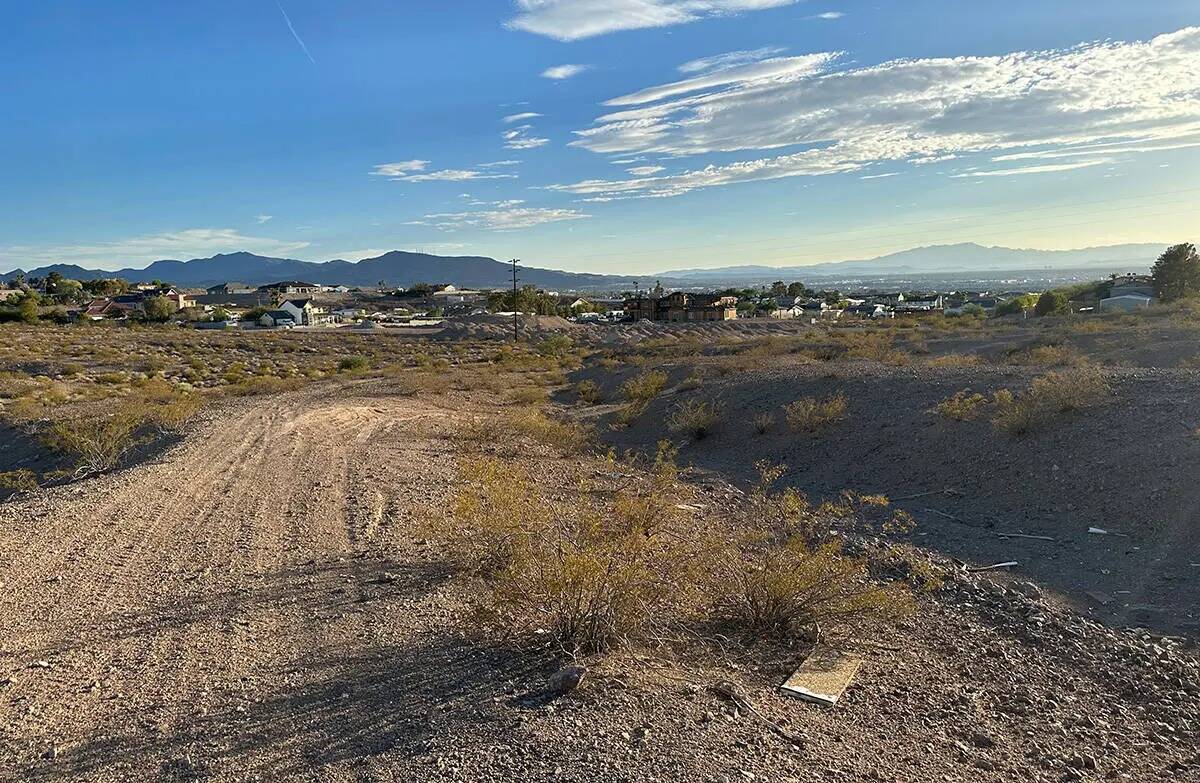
xmin=624 ymin=292 xmax=738 ymax=322
xmin=279 ymin=298 xmax=320 ymax=326
xmin=846 ymin=303 xmax=893 ymax=319
xmin=259 ymin=310 xmax=297 ymax=328
xmin=895 ymin=293 xmax=944 ymax=314
xmin=1099 ymin=294 xmax=1154 ymax=312
xmin=206 ymin=282 xmax=255 ymax=295
xmin=1109 ymin=275 xmax=1156 ymax=299
xmin=258 ymin=281 xmax=321 ymax=296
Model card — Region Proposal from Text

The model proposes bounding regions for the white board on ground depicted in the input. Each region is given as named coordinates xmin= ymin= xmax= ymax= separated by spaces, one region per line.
xmin=779 ymin=649 xmax=863 ymax=706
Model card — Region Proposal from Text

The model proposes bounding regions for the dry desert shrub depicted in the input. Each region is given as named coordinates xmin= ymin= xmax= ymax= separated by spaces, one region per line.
xmin=621 ymin=370 xmax=668 ymax=405
xmin=992 ymin=365 xmax=1111 ymax=436
xmin=41 ymin=382 xmax=206 ymax=475
xmin=437 ymin=455 xmax=702 ymax=653
xmin=434 ymin=451 xmax=914 ymax=652
xmin=784 ymin=393 xmax=848 ymax=432
xmin=574 ymin=379 xmax=602 ymax=404
xmin=924 ymin=353 xmax=983 ymax=367
xmin=932 ymin=390 xmax=988 ymax=421
xmin=0 ymin=469 xmax=39 ymax=494
xmin=1005 ymin=343 xmax=1082 ymax=366
xmin=706 ymin=537 xmax=911 ymax=640
xmin=226 ymin=376 xmax=306 ymax=396
xmin=752 ymin=411 xmax=775 ymax=435
xmin=666 ymin=398 xmax=722 ymax=440
xmin=507 ymin=385 xmax=550 ymax=406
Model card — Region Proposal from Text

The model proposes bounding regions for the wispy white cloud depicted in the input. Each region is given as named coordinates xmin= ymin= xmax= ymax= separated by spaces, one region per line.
xmin=503 ymin=126 xmax=550 ymax=149
xmin=371 ymin=160 xmax=517 ymax=181
xmin=371 ymin=160 xmax=429 ymax=177
xmin=275 ymin=1 xmax=316 ymax=65
xmin=407 ymin=206 xmax=589 ymax=231
xmin=951 ymin=159 xmax=1112 ymax=178
xmin=678 ymin=46 xmax=787 ymax=74
xmin=507 ymin=0 xmax=800 ymax=41
xmin=549 ymin=27 xmax=1200 ymax=199
xmin=1 ymin=228 xmax=312 ymax=272
xmin=503 ymin=112 xmax=543 ymax=123
xmin=859 ymin=172 xmax=899 ymax=180
xmin=810 ymin=11 xmax=843 ymax=20
xmin=478 ymin=159 xmax=523 ymax=167
xmin=604 ymin=52 xmax=838 ymax=106
xmin=255 ymin=214 xmax=274 ymax=224
xmin=627 ymin=165 xmax=665 ymax=175
xmin=542 ymin=63 xmax=590 ymax=80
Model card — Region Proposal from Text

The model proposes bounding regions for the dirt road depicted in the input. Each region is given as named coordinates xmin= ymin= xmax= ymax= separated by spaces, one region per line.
xmin=0 ymin=381 xmax=464 ymax=780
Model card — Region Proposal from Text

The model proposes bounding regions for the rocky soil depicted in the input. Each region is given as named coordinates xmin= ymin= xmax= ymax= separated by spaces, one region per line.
xmin=0 ymin=374 xmax=1196 ymax=781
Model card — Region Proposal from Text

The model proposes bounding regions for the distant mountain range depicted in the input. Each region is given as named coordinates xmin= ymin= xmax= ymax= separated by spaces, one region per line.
xmin=659 ymin=242 xmax=1165 ymax=281
xmin=0 ymin=251 xmax=637 ymax=291
xmin=0 ymin=242 xmax=1167 ymax=291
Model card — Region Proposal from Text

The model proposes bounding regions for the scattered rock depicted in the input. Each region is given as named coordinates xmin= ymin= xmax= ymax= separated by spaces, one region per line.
xmin=546 ymin=665 xmax=586 ymax=697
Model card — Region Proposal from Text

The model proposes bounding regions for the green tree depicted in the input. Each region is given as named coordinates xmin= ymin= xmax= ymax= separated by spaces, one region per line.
xmin=786 ymin=282 xmax=807 ymax=297
xmin=1034 ymin=290 xmax=1068 ymax=316
xmin=1151 ymin=243 xmax=1200 ymax=302
xmin=211 ymin=306 xmax=229 ymax=322
xmin=18 ymin=292 xmax=40 ymax=324
xmin=770 ymin=281 xmax=787 ymax=296
xmin=142 ymin=295 xmax=173 ymax=322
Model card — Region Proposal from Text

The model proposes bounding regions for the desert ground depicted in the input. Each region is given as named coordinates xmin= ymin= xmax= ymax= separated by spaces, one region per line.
xmin=1 ymin=315 xmax=1198 ymax=781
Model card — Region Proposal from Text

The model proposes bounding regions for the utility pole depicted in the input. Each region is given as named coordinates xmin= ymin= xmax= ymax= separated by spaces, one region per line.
xmin=510 ymin=258 xmax=520 ymax=342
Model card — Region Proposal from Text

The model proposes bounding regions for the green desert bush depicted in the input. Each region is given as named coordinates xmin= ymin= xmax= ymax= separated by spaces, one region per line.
xmin=621 ymin=370 xmax=668 ymax=406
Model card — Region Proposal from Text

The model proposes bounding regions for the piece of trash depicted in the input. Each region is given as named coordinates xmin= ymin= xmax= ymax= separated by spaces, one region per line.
xmin=1088 ymin=527 xmax=1107 ymax=535
xmin=966 ymin=561 xmax=1019 ymax=573
xmin=1085 ymin=589 xmax=1113 ymax=606
xmin=779 ymin=649 xmax=863 ymax=706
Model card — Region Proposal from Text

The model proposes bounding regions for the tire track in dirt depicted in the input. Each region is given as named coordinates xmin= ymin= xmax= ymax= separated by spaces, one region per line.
xmin=0 ymin=382 xmax=464 ymax=777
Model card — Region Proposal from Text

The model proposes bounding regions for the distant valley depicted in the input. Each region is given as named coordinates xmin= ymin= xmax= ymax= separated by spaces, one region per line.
xmin=0 ymin=242 xmax=1165 ymax=291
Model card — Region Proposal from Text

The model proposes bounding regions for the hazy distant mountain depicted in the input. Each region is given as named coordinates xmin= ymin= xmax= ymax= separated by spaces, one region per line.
xmin=0 ymin=251 xmax=637 ymax=290
xmin=660 ymin=242 xmax=1166 ymax=281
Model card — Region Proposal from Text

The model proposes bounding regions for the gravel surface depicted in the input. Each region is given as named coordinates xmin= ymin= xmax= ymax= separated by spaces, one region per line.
xmin=0 ymin=376 xmax=1196 ymax=781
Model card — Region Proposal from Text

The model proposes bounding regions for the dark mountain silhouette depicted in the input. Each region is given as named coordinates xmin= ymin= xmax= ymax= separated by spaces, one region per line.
xmin=0 ymin=251 xmax=637 ymax=290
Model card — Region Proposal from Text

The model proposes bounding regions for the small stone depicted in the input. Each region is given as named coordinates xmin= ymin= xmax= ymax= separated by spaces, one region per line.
xmin=546 ymin=665 xmax=586 ymax=696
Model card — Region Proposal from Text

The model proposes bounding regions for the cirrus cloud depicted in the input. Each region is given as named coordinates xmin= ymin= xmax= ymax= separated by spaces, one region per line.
xmin=507 ymin=0 xmax=800 ymax=41
xmin=406 ymin=206 xmax=589 ymax=231
xmin=548 ymin=27 xmax=1200 ymax=200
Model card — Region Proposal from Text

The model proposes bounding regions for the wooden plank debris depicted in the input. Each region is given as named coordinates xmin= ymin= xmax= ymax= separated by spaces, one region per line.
xmin=779 ymin=649 xmax=863 ymax=706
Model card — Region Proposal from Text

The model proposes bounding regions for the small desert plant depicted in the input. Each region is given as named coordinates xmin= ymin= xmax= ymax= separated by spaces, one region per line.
xmin=338 ymin=356 xmax=370 ymax=372
xmin=707 ymin=537 xmax=912 ymax=640
xmin=43 ymin=408 xmax=151 ymax=476
xmin=992 ymin=366 xmax=1110 ymax=436
xmin=574 ymin=379 xmax=601 ymax=404
xmin=0 ymin=469 xmax=39 ymax=494
xmin=1005 ymin=344 xmax=1081 ymax=367
xmin=621 ymin=370 xmax=668 ymax=406
xmin=784 ymin=394 xmax=848 ymax=432
xmin=925 ymin=353 xmax=983 ymax=368
xmin=932 ymin=390 xmax=988 ymax=421
xmin=666 ymin=398 xmax=722 ymax=440
xmin=752 ymin=412 xmax=775 ymax=435
xmin=508 ymin=385 xmax=549 ymax=406
xmin=505 ymin=407 xmax=592 ymax=451
xmin=436 ymin=456 xmax=699 ymax=653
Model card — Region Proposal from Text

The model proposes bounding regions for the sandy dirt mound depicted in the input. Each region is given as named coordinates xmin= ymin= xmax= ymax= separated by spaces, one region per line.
xmin=592 ymin=360 xmax=1200 ymax=637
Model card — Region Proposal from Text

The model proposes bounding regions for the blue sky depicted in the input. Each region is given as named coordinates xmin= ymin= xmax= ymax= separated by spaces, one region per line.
xmin=2 ymin=1 xmax=1198 ymax=274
